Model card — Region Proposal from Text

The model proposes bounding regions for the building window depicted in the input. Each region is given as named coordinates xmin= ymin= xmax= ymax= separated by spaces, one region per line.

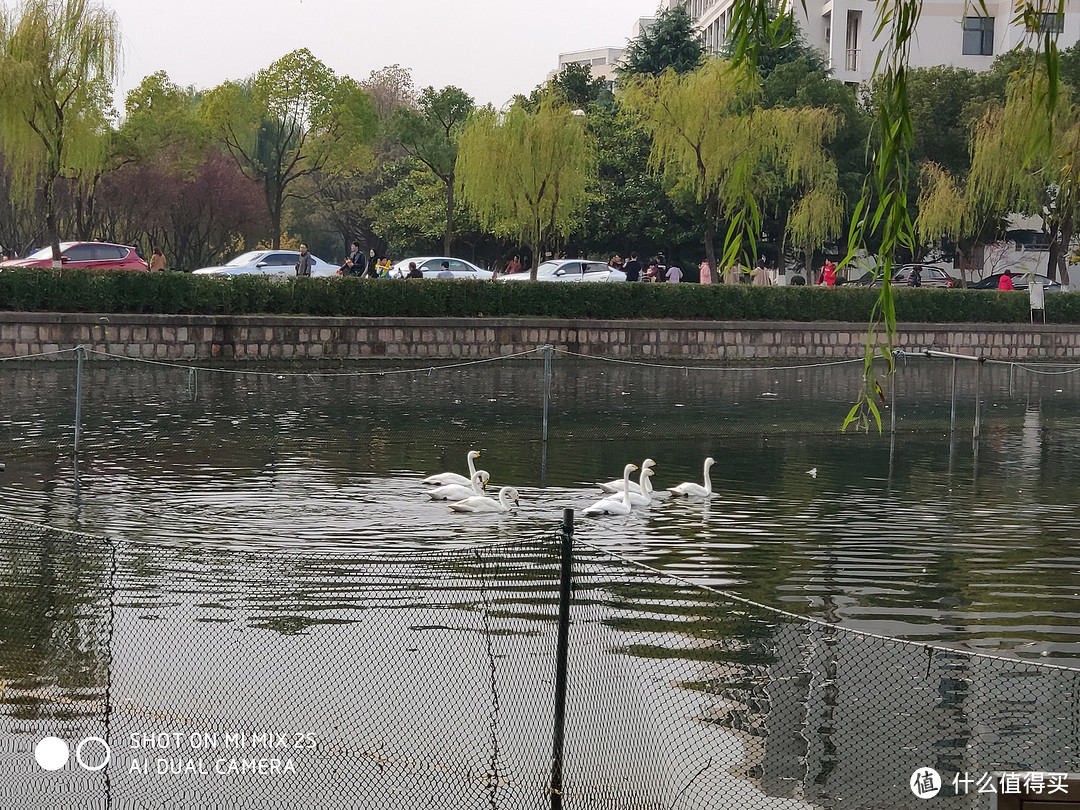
xmin=845 ymin=10 xmax=861 ymax=71
xmin=1038 ymin=12 xmax=1064 ymax=34
xmin=962 ymin=16 xmax=994 ymax=56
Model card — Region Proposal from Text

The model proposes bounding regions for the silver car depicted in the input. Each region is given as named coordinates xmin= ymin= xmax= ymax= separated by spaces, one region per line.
xmin=192 ymin=250 xmax=339 ymax=279
xmin=498 ymin=259 xmax=626 ymax=282
xmin=388 ymin=256 xmax=493 ymax=280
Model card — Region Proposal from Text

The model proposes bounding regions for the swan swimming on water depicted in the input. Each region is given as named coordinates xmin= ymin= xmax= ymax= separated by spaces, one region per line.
xmin=596 ymin=458 xmax=656 ymax=494
xmin=584 ymin=464 xmax=637 ymax=516
xmin=668 ymin=457 xmax=716 ymax=498
xmin=605 ymin=466 xmax=654 ymax=507
xmin=449 ymin=486 xmax=520 ymax=513
xmin=423 ymin=450 xmax=481 ymax=487
xmin=427 ymin=469 xmax=489 ymax=501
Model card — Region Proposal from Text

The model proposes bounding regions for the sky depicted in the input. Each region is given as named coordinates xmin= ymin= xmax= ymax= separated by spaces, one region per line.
xmin=100 ymin=0 xmax=662 ymax=112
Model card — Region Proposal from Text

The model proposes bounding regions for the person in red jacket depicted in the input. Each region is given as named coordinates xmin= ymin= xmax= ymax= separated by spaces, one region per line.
xmin=998 ymin=270 xmax=1014 ymax=290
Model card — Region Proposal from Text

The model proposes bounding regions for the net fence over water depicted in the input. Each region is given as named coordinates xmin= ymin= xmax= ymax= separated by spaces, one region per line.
xmin=0 ymin=514 xmax=1077 ymax=809
xmin=2 ymin=346 xmax=1080 ymax=458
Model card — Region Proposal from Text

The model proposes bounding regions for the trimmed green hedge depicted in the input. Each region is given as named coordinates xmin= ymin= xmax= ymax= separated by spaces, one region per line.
xmin=0 ymin=268 xmax=1075 ymax=322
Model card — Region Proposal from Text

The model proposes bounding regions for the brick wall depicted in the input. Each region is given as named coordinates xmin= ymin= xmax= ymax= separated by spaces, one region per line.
xmin=1 ymin=312 xmax=1078 ymax=361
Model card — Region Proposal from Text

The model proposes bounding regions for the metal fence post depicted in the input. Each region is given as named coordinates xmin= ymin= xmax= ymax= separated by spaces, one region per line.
xmin=973 ymin=357 xmax=983 ymax=440
xmin=950 ymin=359 xmax=957 ymax=433
xmin=542 ymin=345 xmax=552 ymax=443
xmin=74 ymin=345 xmax=85 ymax=453
xmin=549 ymin=508 xmax=574 ymax=810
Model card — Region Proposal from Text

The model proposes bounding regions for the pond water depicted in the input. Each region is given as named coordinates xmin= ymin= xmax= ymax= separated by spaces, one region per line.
xmin=1 ymin=353 xmax=1078 ymax=664
xmin=1 ymin=353 xmax=1078 ymax=809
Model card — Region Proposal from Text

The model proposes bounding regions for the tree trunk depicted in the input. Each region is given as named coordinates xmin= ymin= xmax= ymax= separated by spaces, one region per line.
xmin=269 ymin=187 xmax=283 ymax=250
xmin=44 ymin=177 xmax=61 ymax=268
xmin=443 ymin=177 xmax=454 ymax=256
xmin=1057 ymin=219 xmax=1073 ymax=287
xmin=703 ymin=220 xmax=717 ymax=279
xmin=1047 ymin=221 xmax=1061 ymax=283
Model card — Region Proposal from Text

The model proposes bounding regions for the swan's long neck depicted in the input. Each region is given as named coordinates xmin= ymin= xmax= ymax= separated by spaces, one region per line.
xmin=638 ymin=466 xmax=652 ymax=496
xmin=703 ymin=461 xmax=713 ymax=495
xmin=467 ymin=453 xmax=477 ymax=479
xmin=472 ymin=473 xmax=484 ymax=494
xmin=622 ymin=468 xmax=634 ymax=507
xmin=500 ymin=488 xmax=512 ymax=509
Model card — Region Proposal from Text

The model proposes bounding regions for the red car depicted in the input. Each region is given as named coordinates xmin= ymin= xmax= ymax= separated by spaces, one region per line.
xmin=0 ymin=241 xmax=149 ymax=271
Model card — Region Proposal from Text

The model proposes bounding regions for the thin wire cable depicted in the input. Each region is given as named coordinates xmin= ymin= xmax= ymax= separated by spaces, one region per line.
xmin=552 ymin=347 xmax=866 ymax=373
xmin=82 ymin=347 xmax=545 ymax=378
xmin=0 ymin=347 xmax=79 ymax=362
xmin=575 ymin=537 xmax=1080 ymax=675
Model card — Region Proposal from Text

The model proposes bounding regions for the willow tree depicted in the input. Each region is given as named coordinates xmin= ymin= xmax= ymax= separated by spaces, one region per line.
xmin=456 ymin=102 xmax=594 ymax=279
xmin=0 ymin=0 xmax=119 ymax=264
xmin=621 ymin=59 xmax=841 ymax=275
xmin=200 ymin=50 xmax=376 ymax=248
xmin=967 ymin=72 xmax=1080 ymax=286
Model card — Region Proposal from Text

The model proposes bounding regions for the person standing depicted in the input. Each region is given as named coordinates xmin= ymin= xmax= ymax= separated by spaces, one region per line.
xmin=699 ymin=259 xmax=712 ymax=285
xmin=406 ymin=261 xmax=423 ymax=279
xmin=504 ymin=255 xmax=522 ymax=275
xmin=998 ymin=269 xmax=1014 ymax=290
xmin=342 ymin=241 xmax=363 ymax=276
xmin=295 ymin=243 xmax=314 ymax=277
xmin=364 ymin=249 xmax=378 ymax=278
xmin=665 ymin=265 xmax=683 ymax=283
xmin=149 ymin=247 xmax=166 ymax=272
xmin=908 ymin=265 xmax=923 ymax=287
xmin=820 ymin=260 xmax=836 ymax=287
xmin=623 ymin=252 xmax=642 ymax=282
xmin=436 ymin=260 xmax=454 ymax=279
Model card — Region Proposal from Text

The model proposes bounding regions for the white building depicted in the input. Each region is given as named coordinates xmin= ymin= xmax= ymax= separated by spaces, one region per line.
xmin=667 ymin=0 xmax=1080 ymax=85
xmin=554 ymin=47 xmax=626 ymax=86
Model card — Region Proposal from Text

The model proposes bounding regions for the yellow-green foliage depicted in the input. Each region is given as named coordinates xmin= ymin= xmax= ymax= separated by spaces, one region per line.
xmin=456 ymin=101 xmax=594 ymax=277
xmin=0 ymin=0 xmax=119 ymax=201
xmin=620 ymin=58 xmax=841 ymax=264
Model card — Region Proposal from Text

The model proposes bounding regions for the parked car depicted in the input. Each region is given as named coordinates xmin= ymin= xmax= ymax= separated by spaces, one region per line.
xmin=387 ymin=257 xmax=493 ymax=280
xmin=192 ymin=250 xmax=338 ymax=278
xmin=499 ymin=259 xmax=626 ymax=283
xmin=0 ymin=241 xmax=148 ymax=271
xmin=969 ymin=272 xmax=1063 ymax=292
xmin=848 ymin=264 xmax=959 ymax=288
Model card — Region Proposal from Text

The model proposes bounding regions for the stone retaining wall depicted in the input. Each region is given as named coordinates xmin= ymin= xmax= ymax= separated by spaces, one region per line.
xmin=1 ymin=312 xmax=1078 ymax=361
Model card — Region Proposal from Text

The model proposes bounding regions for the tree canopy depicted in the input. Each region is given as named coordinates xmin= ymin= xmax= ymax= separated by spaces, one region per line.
xmin=457 ymin=102 xmax=595 ymax=279
xmin=619 ymin=6 xmax=705 ymax=79
xmin=0 ymin=0 xmax=119 ymax=262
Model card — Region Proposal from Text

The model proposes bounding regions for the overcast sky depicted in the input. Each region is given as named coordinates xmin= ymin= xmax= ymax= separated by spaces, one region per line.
xmin=101 ymin=0 xmax=661 ymax=111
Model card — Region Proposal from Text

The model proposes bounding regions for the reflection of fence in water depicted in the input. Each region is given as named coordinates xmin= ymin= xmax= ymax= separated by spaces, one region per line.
xmin=4 ymin=347 xmax=1080 ymax=457
xmin=1 ymin=514 xmax=1077 ymax=810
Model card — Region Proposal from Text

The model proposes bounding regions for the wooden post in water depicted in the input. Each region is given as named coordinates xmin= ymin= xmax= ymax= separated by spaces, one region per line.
xmin=74 ymin=345 xmax=85 ymax=453
xmin=549 ymin=508 xmax=574 ymax=810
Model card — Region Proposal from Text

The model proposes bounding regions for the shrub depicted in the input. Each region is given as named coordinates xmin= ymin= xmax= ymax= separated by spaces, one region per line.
xmin=0 ymin=269 xmax=1072 ymax=323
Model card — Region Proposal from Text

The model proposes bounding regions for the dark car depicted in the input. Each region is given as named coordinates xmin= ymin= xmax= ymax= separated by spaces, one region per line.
xmin=0 ymin=241 xmax=149 ymax=271
xmin=969 ymin=272 xmax=1063 ymax=292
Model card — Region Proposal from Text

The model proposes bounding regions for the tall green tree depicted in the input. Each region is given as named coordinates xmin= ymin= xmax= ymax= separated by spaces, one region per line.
xmin=392 ymin=86 xmax=473 ymax=255
xmin=622 ymin=59 xmax=842 ymax=275
xmin=619 ymin=5 xmax=705 ymax=79
xmin=457 ymin=102 xmax=595 ymax=279
xmin=0 ymin=0 xmax=119 ymax=264
xmin=200 ymin=49 xmax=376 ymax=248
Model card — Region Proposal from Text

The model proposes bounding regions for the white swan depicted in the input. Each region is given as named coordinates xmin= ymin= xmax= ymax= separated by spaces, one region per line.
xmin=427 ymin=469 xmax=489 ymax=501
xmin=583 ymin=464 xmax=637 ymax=516
xmin=668 ymin=457 xmax=716 ymax=498
xmin=423 ymin=450 xmax=480 ymax=487
xmin=449 ymin=486 xmax=520 ymax=513
xmin=596 ymin=458 xmax=656 ymax=494
xmin=605 ymin=467 xmax=654 ymax=507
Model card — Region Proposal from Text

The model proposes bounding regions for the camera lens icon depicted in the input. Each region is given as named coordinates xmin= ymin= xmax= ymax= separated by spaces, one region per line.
xmin=34 ymin=736 xmax=111 ymax=772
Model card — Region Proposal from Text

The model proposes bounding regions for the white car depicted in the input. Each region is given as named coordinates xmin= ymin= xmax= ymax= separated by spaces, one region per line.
xmin=192 ymin=250 xmax=339 ymax=279
xmin=498 ymin=259 xmax=626 ymax=283
xmin=388 ymin=256 xmax=493 ymax=280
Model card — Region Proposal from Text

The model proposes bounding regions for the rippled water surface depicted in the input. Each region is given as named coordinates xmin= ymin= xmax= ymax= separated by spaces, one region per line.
xmin=2 ymin=354 xmax=1079 ymax=665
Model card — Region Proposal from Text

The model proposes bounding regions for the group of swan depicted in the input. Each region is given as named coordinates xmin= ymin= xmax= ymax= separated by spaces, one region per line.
xmin=584 ymin=457 xmax=716 ymax=516
xmin=422 ymin=450 xmax=520 ymax=512
xmin=423 ymin=450 xmax=715 ymax=517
